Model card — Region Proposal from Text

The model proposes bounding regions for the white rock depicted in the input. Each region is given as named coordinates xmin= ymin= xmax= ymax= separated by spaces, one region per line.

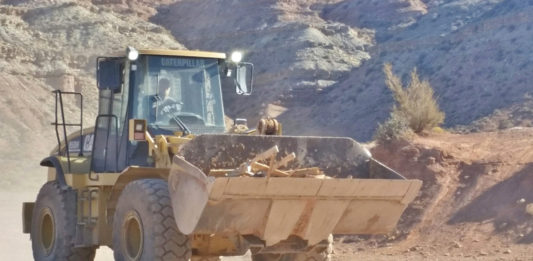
xmin=526 ymin=203 xmax=533 ymax=216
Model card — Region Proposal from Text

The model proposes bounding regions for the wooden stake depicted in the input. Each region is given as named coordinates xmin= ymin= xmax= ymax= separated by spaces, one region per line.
xmin=288 ymin=167 xmax=322 ymax=177
xmin=273 ymin=153 xmax=296 ymax=169
xmin=252 ymin=162 xmax=290 ymax=177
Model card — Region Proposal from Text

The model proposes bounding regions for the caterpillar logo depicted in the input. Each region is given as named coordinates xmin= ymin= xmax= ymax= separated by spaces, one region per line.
xmin=161 ymin=57 xmax=205 ymax=68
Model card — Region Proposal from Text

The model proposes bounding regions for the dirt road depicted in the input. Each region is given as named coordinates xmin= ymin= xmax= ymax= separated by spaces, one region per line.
xmin=0 ymin=188 xmax=39 ymax=261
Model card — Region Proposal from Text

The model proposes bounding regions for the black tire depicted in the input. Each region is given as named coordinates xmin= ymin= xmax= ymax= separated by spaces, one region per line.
xmin=31 ymin=182 xmax=96 ymax=261
xmin=252 ymin=235 xmax=333 ymax=261
xmin=113 ymin=179 xmax=191 ymax=261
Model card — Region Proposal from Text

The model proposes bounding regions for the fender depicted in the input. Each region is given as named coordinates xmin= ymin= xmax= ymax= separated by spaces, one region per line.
xmin=40 ymin=156 xmax=68 ymax=189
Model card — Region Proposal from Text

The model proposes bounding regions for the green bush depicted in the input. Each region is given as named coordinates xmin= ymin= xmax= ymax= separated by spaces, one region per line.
xmin=382 ymin=63 xmax=445 ymax=134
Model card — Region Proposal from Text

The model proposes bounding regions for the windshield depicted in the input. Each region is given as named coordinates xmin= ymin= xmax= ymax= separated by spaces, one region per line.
xmin=132 ymin=55 xmax=226 ymax=134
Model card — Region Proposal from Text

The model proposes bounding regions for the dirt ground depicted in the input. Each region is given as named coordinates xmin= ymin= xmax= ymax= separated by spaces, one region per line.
xmin=0 ymin=188 xmax=251 ymax=260
xmin=341 ymin=127 xmax=533 ymax=261
xmin=3 ymin=128 xmax=533 ymax=260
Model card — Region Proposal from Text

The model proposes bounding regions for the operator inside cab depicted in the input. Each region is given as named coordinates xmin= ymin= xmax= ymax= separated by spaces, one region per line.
xmin=150 ymin=78 xmax=183 ymax=124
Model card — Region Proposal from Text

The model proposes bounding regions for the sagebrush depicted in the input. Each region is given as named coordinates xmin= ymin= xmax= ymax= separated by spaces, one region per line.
xmin=375 ymin=63 xmax=444 ymax=142
xmin=374 ymin=111 xmax=413 ymax=142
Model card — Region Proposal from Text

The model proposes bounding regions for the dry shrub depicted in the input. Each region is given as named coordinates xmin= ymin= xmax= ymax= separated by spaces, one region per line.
xmin=374 ymin=111 xmax=413 ymax=142
xmin=383 ymin=63 xmax=445 ymax=134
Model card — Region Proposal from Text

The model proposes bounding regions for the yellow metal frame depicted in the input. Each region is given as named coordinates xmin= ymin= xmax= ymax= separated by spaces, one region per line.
xmin=139 ymin=49 xmax=226 ymax=59
xmin=49 ymin=127 xmax=95 ymax=155
xmin=47 ymin=167 xmax=171 ymax=246
xmin=143 ymin=131 xmax=193 ymax=168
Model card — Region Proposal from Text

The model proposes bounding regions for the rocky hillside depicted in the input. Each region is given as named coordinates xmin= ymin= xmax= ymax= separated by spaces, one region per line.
xmin=0 ymin=2 xmax=532 ymax=260
xmin=0 ymin=0 xmax=183 ymax=187
xmin=0 ymin=0 xmax=532 ymax=186
xmin=148 ymin=0 xmax=533 ymax=140
xmin=151 ymin=0 xmax=374 ymax=134
xmin=315 ymin=0 xmax=533 ymax=140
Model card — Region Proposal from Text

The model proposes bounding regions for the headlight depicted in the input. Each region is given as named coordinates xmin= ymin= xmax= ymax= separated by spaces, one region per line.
xmin=127 ymin=46 xmax=139 ymax=61
xmin=231 ymin=51 xmax=242 ymax=63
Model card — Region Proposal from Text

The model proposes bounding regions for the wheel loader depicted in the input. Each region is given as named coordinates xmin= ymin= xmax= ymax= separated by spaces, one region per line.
xmin=22 ymin=47 xmax=422 ymax=261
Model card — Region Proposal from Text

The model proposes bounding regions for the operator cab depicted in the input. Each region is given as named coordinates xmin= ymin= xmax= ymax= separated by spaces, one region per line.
xmin=132 ymin=54 xmax=226 ymax=134
xmin=93 ymin=47 xmax=253 ymax=172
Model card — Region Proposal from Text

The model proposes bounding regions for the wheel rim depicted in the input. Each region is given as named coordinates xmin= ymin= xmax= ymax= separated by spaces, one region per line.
xmin=40 ymin=208 xmax=55 ymax=255
xmin=123 ymin=211 xmax=143 ymax=260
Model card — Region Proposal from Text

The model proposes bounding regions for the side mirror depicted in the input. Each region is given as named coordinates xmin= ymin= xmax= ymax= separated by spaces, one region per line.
xmin=97 ymin=57 xmax=123 ymax=92
xmin=235 ymin=62 xmax=253 ymax=95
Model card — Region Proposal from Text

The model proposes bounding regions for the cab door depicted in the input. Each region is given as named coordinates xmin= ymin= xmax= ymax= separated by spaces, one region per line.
xmin=91 ymin=58 xmax=130 ymax=173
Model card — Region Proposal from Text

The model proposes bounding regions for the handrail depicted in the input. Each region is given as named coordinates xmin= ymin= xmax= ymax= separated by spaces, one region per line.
xmin=51 ymin=90 xmax=84 ymax=173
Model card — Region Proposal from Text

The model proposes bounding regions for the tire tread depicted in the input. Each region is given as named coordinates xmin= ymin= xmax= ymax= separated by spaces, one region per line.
xmin=113 ymin=179 xmax=190 ymax=260
xmin=31 ymin=181 xmax=96 ymax=261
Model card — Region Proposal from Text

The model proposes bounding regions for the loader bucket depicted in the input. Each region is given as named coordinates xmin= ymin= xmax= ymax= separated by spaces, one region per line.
xmin=169 ymin=135 xmax=422 ymax=246
xmin=168 ymin=156 xmax=215 ymax=235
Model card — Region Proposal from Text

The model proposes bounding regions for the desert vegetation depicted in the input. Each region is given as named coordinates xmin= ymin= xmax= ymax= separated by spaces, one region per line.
xmin=375 ymin=63 xmax=445 ymax=142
